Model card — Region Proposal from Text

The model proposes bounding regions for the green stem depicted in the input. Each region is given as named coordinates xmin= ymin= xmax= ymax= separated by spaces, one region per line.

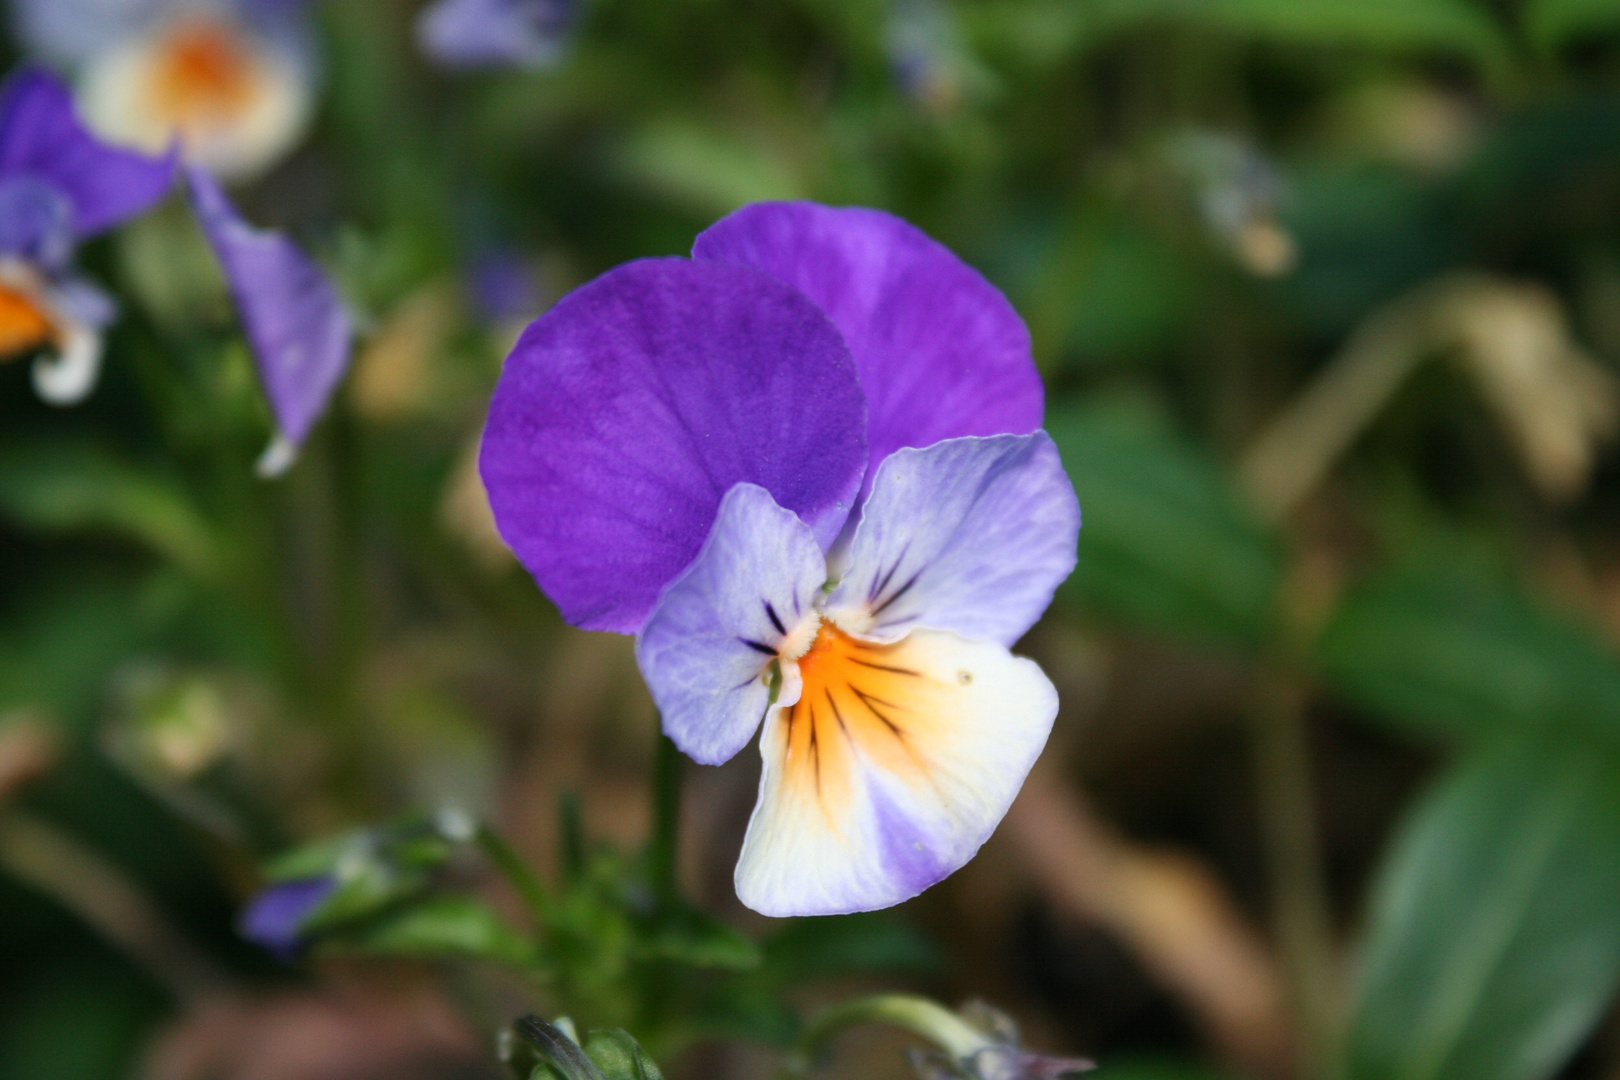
xmin=1247 ymin=668 xmax=1341 ymax=1080
xmin=648 ymin=731 xmax=683 ymax=904
xmin=476 ymin=824 xmax=552 ymax=925
xmin=779 ymin=995 xmax=991 ymax=1079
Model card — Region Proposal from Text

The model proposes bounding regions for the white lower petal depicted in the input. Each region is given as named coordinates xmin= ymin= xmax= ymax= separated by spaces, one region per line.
xmin=32 ymin=319 xmax=103 ymax=404
xmin=735 ymin=626 xmax=1057 ymax=917
xmin=78 ymin=13 xmax=313 ymax=182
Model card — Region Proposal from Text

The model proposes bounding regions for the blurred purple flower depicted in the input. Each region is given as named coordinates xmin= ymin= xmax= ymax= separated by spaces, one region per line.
xmin=240 ymin=876 xmax=336 ymax=957
xmin=468 ymin=251 xmax=544 ymax=323
xmin=0 ymin=67 xmax=171 ymax=403
xmin=480 ymin=202 xmax=1077 ymax=916
xmin=186 ymin=164 xmax=353 ymax=476
xmin=417 ymin=0 xmax=573 ymax=70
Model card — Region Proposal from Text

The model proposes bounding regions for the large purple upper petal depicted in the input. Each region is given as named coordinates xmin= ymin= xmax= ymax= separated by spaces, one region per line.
xmin=0 ymin=67 xmax=173 ymax=239
xmin=187 ymin=165 xmax=352 ymax=449
xmin=481 ymin=257 xmax=867 ymax=634
xmin=692 ymin=202 xmax=1043 ymax=490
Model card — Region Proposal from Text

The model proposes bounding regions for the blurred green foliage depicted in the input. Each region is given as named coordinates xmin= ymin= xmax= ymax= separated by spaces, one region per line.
xmin=13 ymin=0 xmax=1620 ymax=1079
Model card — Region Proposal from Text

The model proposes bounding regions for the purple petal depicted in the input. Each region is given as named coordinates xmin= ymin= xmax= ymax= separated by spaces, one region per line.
xmin=693 ymin=203 xmax=1044 ymax=492
xmin=417 ymin=0 xmax=573 ymax=69
xmin=0 ymin=67 xmax=173 ymax=239
xmin=240 ymin=876 xmax=336 ymax=956
xmin=823 ymin=433 xmax=1079 ymax=647
xmin=637 ymin=483 xmax=828 ymax=766
xmin=186 ymin=165 xmax=352 ymax=449
xmin=0 ymin=175 xmax=74 ymax=270
xmin=480 ymin=257 xmax=866 ymax=634
xmin=735 ymin=628 xmax=1057 ymax=916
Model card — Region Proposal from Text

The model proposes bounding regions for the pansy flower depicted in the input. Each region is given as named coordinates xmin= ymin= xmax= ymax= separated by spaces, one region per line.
xmin=186 ymin=164 xmax=352 ymax=475
xmin=10 ymin=0 xmax=318 ymax=180
xmin=482 ymin=202 xmax=1079 ymax=916
xmin=417 ymin=0 xmax=574 ymax=71
xmin=0 ymin=67 xmax=172 ymax=403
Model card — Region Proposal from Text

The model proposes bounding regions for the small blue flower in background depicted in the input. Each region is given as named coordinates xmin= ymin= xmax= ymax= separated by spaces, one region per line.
xmin=186 ymin=164 xmax=353 ymax=476
xmin=0 ymin=67 xmax=171 ymax=403
xmin=8 ymin=0 xmax=319 ymax=180
xmin=417 ymin=0 xmax=574 ymax=71
xmin=239 ymin=875 xmax=336 ymax=957
xmin=481 ymin=202 xmax=1080 ymax=916
xmin=468 ymin=250 xmax=546 ymax=324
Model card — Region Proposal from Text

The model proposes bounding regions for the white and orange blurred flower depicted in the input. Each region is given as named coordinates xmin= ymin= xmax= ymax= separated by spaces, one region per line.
xmin=11 ymin=0 xmax=316 ymax=180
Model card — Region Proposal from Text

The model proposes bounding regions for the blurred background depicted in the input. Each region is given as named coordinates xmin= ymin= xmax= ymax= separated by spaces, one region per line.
xmin=10 ymin=1 xmax=1620 ymax=1078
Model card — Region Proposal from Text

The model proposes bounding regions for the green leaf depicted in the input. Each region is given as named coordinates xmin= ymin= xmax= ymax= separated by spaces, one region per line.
xmin=966 ymin=0 xmax=1510 ymax=76
xmin=1524 ymin=0 xmax=1620 ymax=53
xmin=760 ymin=911 xmax=941 ymax=981
xmin=0 ymin=443 xmax=217 ymax=577
xmin=1344 ymin=732 xmax=1620 ymax=1080
xmin=1199 ymin=0 xmax=1510 ymax=68
xmin=1090 ymin=1058 xmax=1232 ymax=1080
xmin=635 ymin=904 xmax=761 ymax=971
xmin=583 ymin=1030 xmax=666 ymax=1080
xmin=1046 ymin=398 xmax=1282 ymax=648
xmin=1318 ymin=565 xmax=1620 ymax=745
xmin=339 ymin=896 xmax=532 ymax=965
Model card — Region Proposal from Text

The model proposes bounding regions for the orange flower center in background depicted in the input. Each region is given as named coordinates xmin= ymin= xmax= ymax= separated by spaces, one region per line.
xmin=781 ymin=625 xmax=937 ymax=820
xmin=0 ymin=285 xmax=55 ymax=361
xmin=149 ymin=18 xmax=259 ymax=126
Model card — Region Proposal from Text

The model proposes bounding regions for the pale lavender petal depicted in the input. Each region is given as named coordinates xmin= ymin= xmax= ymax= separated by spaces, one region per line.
xmin=240 ymin=876 xmax=335 ymax=956
xmin=187 ymin=165 xmax=352 ymax=448
xmin=417 ymin=0 xmax=573 ymax=69
xmin=0 ymin=175 xmax=74 ymax=270
xmin=480 ymin=257 xmax=866 ymax=634
xmin=735 ymin=629 xmax=1057 ymax=916
xmin=8 ymin=0 xmax=165 ymax=66
xmin=0 ymin=67 xmax=173 ymax=238
xmin=637 ymin=483 xmax=828 ymax=766
xmin=693 ymin=202 xmax=1043 ymax=492
xmin=823 ymin=434 xmax=1078 ymax=647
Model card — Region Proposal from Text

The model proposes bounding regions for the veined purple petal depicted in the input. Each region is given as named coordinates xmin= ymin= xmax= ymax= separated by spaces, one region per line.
xmin=417 ymin=0 xmax=573 ymax=69
xmin=240 ymin=876 xmax=335 ymax=957
xmin=480 ymin=257 xmax=867 ymax=634
xmin=823 ymin=434 xmax=1078 ymax=647
xmin=693 ymin=203 xmax=1043 ymax=492
xmin=0 ymin=67 xmax=173 ymax=239
xmin=186 ymin=165 xmax=352 ymax=452
xmin=637 ymin=483 xmax=828 ymax=766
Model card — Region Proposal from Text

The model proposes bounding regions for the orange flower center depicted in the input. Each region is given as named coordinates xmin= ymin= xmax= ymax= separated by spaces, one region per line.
xmin=149 ymin=18 xmax=258 ymax=126
xmin=780 ymin=625 xmax=936 ymax=818
xmin=0 ymin=285 xmax=55 ymax=361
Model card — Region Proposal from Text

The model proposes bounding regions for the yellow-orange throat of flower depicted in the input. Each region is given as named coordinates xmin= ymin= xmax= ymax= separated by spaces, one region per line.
xmin=0 ymin=284 xmax=56 ymax=361
xmin=779 ymin=624 xmax=943 ymax=823
xmin=148 ymin=18 xmax=260 ymax=128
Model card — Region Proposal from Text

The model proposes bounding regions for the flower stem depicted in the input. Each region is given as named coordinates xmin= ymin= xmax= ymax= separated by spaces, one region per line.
xmin=648 ymin=731 xmax=683 ymax=904
xmin=1247 ymin=668 xmax=1341 ymax=1080
xmin=475 ymin=823 xmax=552 ymax=926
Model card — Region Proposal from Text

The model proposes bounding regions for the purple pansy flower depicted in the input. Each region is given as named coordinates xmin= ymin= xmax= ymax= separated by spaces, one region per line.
xmin=416 ymin=0 xmax=574 ymax=71
xmin=186 ymin=164 xmax=353 ymax=476
xmin=0 ymin=67 xmax=171 ymax=403
xmin=240 ymin=875 xmax=336 ymax=957
xmin=481 ymin=202 xmax=1078 ymax=917
xmin=9 ymin=0 xmax=318 ymax=180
